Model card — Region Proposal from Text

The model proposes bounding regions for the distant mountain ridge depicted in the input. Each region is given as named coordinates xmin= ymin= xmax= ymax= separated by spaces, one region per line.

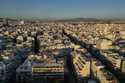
xmin=1 ymin=17 xmax=125 ymax=23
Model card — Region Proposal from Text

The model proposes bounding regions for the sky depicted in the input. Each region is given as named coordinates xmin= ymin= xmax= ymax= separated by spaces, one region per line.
xmin=0 ymin=0 xmax=125 ymax=19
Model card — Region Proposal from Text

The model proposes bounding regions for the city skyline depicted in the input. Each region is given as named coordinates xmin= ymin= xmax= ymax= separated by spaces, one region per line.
xmin=0 ymin=0 xmax=125 ymax=19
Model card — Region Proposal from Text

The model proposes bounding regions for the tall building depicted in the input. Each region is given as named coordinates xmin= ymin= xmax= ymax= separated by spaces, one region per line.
xmin=16 ymin=52 xmax=64 ymax=83
xmin=32 ymin=33 xmax=40 ymax=54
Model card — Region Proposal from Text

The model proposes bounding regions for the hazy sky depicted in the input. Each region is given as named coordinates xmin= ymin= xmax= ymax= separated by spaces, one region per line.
xmin=0 ymin=0 xmax=125 ymax=19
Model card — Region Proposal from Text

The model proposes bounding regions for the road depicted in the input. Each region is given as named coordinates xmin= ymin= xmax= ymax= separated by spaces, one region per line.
xmin=63 ymin=30 xmax=125 ymax=83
